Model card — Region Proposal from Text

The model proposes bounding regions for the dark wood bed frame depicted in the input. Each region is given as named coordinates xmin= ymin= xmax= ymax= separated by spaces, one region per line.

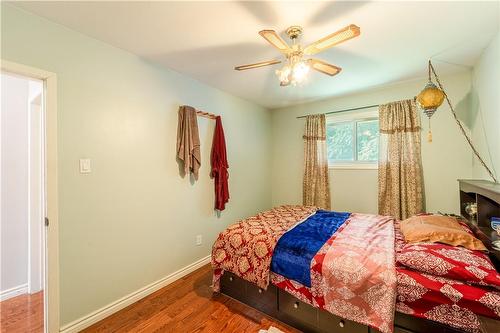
xmin=219 ymin=180 xmax=500 ymax=333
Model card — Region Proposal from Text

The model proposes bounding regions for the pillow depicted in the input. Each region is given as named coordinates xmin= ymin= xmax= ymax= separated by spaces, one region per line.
xmin=397 ymin=242 xmax=500 ymax=290
xmin=400 ymin=215 xmax=487 ymax=251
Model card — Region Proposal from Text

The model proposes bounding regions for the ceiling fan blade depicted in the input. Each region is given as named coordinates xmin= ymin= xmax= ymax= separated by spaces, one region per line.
xmin=308 ymin=59 xmax=342 ymax=76
xmin=304 ymin=24 xmax=360 ymax=55
xmin=234 ymin=59 xmax=281 ymax=71
xmin=258 ymin=30 xmax=291 ymax=54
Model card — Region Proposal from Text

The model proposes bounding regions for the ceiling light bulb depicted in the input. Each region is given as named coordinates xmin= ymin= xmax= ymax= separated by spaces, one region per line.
xmin=276 ymin=65 xmax=291 ymax=85
xmin=292 ymin=61 xmax=310 ymax=84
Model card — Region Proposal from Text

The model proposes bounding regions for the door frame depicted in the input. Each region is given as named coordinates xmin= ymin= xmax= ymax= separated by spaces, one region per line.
xmin=28 ymin=81 xmax=44 ymax=295
xmin=1 ymin=59 xmax=59 ymax=333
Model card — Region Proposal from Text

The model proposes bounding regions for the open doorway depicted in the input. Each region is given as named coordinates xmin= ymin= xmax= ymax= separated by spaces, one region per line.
xmin=0 ymin=72 xmax=45 ymax=332
xmin=0 ymin=61 xmax=59 ymax=333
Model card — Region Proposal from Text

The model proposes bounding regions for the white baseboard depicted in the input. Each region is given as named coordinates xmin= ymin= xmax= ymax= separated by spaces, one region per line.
xmin=0 ymin=284 xmax=28 ymax=301
xmin=60 ymin=255 xmax=211 ymax=333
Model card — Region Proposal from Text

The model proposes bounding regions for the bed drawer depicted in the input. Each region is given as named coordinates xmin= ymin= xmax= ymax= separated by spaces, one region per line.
xmin=220 ymin=272 xmax=246 ymax=302
xmin=247 ymin=283 xmax=278 ymax=316
xmin=394 ymin=328 xmax=414 ymax=333
xmin=278 ymin=289 xmax=319 ymax=331
xmin=392 ymin=312 xmax=464 ymax=333
xmin=319 ymin=310 xmax=369 ymax=333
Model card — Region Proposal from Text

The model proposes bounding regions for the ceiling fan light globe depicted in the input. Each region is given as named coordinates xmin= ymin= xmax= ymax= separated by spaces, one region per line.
xmin=292 ymin=61 xmax=310 ymax=83
xmin=276 ymin=64 xmax=292 ymax=84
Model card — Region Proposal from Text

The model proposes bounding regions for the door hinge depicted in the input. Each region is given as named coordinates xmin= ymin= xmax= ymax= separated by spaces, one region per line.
xmin=45 ymin=217 xmax=49 ymax=227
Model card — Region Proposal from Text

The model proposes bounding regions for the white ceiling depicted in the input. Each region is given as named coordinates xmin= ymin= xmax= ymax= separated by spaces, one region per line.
xmin=12 ymin=1 xmax=499 ymax=109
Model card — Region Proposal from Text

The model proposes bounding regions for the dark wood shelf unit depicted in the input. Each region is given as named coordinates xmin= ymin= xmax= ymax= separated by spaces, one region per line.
xmin=458 ymin=179 xmax=500 ymax=270
xmin=459 ymin=179 xmax=500 ymax=226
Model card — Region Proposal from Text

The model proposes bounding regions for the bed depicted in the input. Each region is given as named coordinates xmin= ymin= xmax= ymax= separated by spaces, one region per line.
xmin=211 ymin=191 xmax=500 ymax=333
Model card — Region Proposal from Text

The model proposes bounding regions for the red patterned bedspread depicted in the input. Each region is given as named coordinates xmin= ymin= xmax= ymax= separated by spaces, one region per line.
xmin=396 ymin=268 xmax=499 ymax=332
xmin=394 ymin=221 xmax=500 ymax=332
xmin=272 ymin=220 xmax=500 ymax=333
xmin=271 ymin=213 xmax=397 ymax=333
xmin=211 ymin=205 xmax=317 ymax=291
xmin=213 ymin=209 xmax=397 ymax=333
xmin=213 ymin=207 xmax=499 ymax=332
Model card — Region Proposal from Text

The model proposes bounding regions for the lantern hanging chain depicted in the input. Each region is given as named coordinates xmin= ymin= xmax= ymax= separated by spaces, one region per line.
xmin=428 ymin=59 xmax=432 ymax=82
xmin=428 ymin=60 xmax=498 ymax=183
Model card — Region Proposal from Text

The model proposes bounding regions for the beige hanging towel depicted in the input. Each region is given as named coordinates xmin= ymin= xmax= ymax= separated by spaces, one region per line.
xmin=176 ymin=105 xmax=201 ymax=179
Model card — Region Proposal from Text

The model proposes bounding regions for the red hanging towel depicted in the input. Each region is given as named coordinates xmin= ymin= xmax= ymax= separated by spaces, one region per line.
xmin=211 ymin=116 xmax=229 ymax=211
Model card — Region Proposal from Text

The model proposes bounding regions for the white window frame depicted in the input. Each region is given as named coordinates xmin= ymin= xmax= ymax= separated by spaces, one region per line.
xmin=326 ymin=108 xmax=379 ymax=170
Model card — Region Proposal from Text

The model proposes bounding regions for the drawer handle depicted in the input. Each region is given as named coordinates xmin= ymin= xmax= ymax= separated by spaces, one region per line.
xmin=229 ymin=276 xmax=233 ymax=282
xmin=339 ymin=320 xmax=345 ymax=328
xmin=293 ymin=302 xmax=299 ymax=309
xmin=258 ymin=288 xmax=263 ymax=294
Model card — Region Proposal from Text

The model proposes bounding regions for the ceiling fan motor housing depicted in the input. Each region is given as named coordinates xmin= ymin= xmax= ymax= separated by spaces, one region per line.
xmin=286 ymin=26 xmax=303 ymax=40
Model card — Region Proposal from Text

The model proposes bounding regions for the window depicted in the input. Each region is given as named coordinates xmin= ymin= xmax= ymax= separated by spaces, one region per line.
xmin=327 ymin=118 xmax=379 ymax=167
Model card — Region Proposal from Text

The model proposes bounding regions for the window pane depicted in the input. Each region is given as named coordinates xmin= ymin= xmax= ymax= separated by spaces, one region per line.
xmin=356 ymin=120 xmax=379 ymax=161
xmin=327 ymin=122 xmax=354 ymax=162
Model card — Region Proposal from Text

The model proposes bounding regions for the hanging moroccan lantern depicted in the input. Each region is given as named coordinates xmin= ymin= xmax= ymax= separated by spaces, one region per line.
xmin=416 ymin=60 xmax=498 ymax=183
xmin=417 ymin=61 xmax=445 ymax=142
xmin=417 ymin=81 xmax=445 ymax=119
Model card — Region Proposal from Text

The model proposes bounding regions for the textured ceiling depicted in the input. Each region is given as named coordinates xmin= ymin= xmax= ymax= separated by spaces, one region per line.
xmin=11 ymin=1 xmax=500 ymax=108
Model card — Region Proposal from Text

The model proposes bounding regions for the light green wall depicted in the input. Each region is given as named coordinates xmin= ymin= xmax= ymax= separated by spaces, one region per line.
xmin=271 ymin=71 xmax=474 ymax=215
xmin=471 ymin=32 xmax=500 ymax=181
xmin=1 ymin=4 xmax=272 ymax=326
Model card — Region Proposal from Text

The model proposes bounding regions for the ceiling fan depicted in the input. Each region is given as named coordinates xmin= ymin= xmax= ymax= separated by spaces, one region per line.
xmin=235 ymin=25 xmax=360 ymax=86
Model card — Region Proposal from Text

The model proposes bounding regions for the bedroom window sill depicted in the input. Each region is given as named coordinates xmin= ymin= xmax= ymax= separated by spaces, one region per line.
xmin=329 ymin=163 xmax=378 ymax=170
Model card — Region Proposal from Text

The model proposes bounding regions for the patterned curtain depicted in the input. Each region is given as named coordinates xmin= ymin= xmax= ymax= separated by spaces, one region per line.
xmin=303 ymin=114 xmax=331 ymax=210
xmin=378 ymin=99 xmax=424 ymax=219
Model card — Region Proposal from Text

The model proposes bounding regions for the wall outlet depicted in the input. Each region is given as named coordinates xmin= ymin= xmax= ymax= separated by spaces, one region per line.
xmin=196 ymin=235 xmax=202 ymax=246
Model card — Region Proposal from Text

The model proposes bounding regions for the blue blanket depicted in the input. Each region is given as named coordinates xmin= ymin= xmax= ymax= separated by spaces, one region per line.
xmin=270 ymin=210 xmax=350 ymax=287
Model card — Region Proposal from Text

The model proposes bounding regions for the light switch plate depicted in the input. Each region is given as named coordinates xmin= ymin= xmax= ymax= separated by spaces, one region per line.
xmin=79 ymin=159 xmax=91 ymax=174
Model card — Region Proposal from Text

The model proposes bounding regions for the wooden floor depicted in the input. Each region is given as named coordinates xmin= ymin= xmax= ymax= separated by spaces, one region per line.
xmin=83 ymin=264 xmax=299 ymax=333
xmin=0 ymin=291 xmax=44 ymax=333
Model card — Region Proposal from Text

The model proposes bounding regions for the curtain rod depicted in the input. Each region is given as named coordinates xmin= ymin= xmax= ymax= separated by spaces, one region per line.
xmin=296 ymin=97 xmax=417 ymax=119
xmin=296 ymin=104 xmax=379 ymax=119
